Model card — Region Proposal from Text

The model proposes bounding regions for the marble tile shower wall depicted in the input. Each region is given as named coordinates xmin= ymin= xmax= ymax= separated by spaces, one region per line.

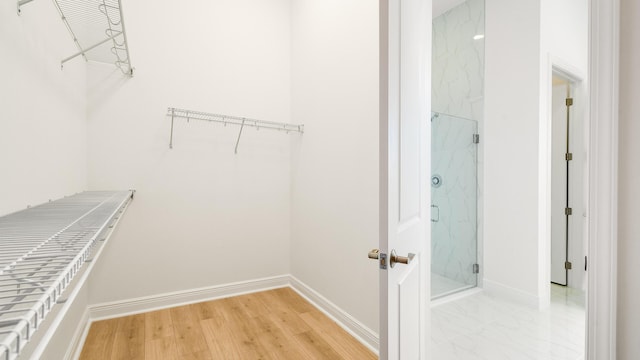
xmin=431 ymin=0 xmax=484 ymax=289
xmin=432 ymin=0 xmax=485 ymax=121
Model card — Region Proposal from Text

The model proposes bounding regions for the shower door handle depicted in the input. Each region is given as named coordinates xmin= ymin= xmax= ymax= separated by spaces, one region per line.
xmin=431 ymin=205 xmax=439 ymax=222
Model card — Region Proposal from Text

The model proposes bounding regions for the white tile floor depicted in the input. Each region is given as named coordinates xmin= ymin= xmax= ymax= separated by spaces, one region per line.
xmin=431 ymin=284 xmax=585 ymax=360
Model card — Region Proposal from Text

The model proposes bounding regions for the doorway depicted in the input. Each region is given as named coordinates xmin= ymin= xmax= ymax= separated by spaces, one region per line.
xmin=550 ymin=73 xmax=587 ymax=291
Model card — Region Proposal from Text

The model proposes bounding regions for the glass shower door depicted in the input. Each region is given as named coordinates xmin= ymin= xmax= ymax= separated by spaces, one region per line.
xmin=431 ymin=112 xmax=478 ymax=299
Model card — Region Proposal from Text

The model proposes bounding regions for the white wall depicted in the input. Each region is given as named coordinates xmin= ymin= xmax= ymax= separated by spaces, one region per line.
xmin=85 ymin=0 xmax=293 ymax=304
xmin=0 ymin=0 xmax=87 ymax=216
xmin=483 ymin=0 xmax=543 ymax=305
xmin=484 ymin=0 xmax=588 ymax=307
xmin=541 ymin=0 xmax=589 ymax=74
xmin=618 ymin=0 xmax=640 ymax=357
xmin=289 ymin=0 xmax=380 ymax=333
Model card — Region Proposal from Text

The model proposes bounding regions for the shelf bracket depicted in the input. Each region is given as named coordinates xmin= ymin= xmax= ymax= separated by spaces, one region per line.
xmin=169 ymin=108 xmax=175 ymax=149
xmin=17 ymin=0 xmax=36 ymax=15
xmin=235 ymin=119 xmax=246 ymax=154
xmin=61 ymin=31 xmax=122 ymax=67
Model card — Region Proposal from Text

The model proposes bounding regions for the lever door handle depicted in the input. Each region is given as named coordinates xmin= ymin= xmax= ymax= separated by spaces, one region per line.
xmin=368 ymin=249 xmax=415 ymax=269
xmin=390 ymin=250 xmax=415 ymax=268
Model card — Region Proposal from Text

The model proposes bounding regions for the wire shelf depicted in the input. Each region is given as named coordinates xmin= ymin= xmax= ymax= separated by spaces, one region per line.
xmin=0 ymin=191 xmax=133 ymax=360
xmin=166 ymin=107 xmax=304 ymax=153
xmin=18 ymin=0 xmax=133 ymax=75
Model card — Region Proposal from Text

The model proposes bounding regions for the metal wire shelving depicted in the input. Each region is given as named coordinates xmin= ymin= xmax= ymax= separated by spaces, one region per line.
xmin=17 ymin=0 xmax=133 ymax=75
xmin=0 ymin=191 xmax=133 ymax=360
xmin=167 ymin=107 xmax=305 ymax=153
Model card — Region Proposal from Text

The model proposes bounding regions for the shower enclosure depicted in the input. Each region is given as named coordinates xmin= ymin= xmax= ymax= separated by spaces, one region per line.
xmin=431 ymin=112 xmax=478 ymax=298
xmin=431 ymin=0 xmax=484 ymax=299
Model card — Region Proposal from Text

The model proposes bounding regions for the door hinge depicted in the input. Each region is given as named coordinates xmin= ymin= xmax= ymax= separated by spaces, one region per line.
xmin=565 ymin=261 xmax=572 ymax=270
xmin=472 ymin=263 xmax=480 ymax=274
xmin=585 ymin=256 xmax=588 ymax=271
xmin=565 ymin=207 xmax=573 ymax=216
xmin=566 ymin=98 xmax=574 ymax=106
xmin=565 ymin=153 xmax=573 ymax=161
xmin=473 ymin=134 xmax=480 ymax=144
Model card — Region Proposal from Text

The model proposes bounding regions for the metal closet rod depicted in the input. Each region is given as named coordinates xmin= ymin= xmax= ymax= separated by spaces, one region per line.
xmin=166 ymin=107 xmax=304 ymax=153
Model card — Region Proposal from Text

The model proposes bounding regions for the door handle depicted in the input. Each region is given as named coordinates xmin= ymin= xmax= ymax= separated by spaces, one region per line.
xmin=390 ymin=249 xmax=415 ymax=268
xmin=368 ymin=248 xmax=388 ymax=269
xmin=369 ymin=249 xmax=414 ymax=269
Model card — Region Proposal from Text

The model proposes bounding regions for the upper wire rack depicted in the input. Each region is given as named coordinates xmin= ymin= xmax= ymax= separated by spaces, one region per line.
xmin=18 ymin=0 xmax=133 ymax=75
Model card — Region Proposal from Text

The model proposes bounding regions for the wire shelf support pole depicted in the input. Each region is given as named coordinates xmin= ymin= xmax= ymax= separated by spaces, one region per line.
xmin=235 ymin=119 xmax=246 ymax=154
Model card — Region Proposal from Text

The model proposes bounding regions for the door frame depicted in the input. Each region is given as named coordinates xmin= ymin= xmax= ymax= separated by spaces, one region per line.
xmin=546 ymin=58 xmax=587 ymax=291
xmin=586 ymin=0 xmax=619 ymax=359
xmin=548 ymin=65 xmax=582 ymax=288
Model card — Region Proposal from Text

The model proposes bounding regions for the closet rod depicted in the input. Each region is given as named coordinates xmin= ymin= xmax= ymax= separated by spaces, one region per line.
xmin=166 ymin=107 xmax=304 ymax=151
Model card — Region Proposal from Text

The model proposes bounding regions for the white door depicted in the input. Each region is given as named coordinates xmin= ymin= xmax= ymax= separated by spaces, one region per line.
xmin=375 ymin=0 xmax=430 ymax=359
xmin=551 ymin=79 xmax=571 ymax=285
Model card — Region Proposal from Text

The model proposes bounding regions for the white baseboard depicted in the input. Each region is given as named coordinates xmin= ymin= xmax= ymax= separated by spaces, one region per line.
xmin=66 ymin=308 xmax=91 ymax=360
xmin=483 ymin=278 xmax=542 ymax=309
xmin=88 ymin=275 xmax=290 ymax=321
xmin=289 ymin=276 xmax=380 ymax=354
xmin=73 ymin=274 xmax=379 ymax=357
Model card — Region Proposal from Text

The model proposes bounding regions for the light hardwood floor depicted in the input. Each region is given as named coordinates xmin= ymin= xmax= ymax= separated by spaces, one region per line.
xmin=80 ymin=287 xmax=377 ymax=360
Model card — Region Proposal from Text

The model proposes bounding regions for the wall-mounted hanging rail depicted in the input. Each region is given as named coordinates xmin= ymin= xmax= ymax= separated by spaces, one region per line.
xmin=17 ymin=0 xmax=133 ymax=75
xmin=0 ymin=191 xmax=133 ymax=360
xmin=167 ymin=107 xmax=304 ymax=153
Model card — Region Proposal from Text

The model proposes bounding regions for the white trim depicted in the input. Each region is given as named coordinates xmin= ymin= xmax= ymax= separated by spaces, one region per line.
xmin=66 ymin=308 xmax=91 ymax=360
xmin=88 ymin=275 xmax=289 ymax=321
xmin=289 ymin=276 xmax=380 ymax=355
xmin=550 ymin=55 xmax=586 ymax=83
xmin=482 ymin=279 xmax=542 ymax=309
xmin=587 ymin=0 xmax=619 ymax=359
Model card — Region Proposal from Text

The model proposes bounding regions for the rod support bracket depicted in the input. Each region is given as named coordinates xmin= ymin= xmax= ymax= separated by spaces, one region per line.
xmin=17 ymin=0 xmax=36 ymax=15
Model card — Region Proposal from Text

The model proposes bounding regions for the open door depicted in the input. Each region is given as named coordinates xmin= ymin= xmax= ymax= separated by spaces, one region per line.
xmin=551 ymin=77 xmax=573 ymax=286
xmin=371 ymin=0 xmax=431 ymax=358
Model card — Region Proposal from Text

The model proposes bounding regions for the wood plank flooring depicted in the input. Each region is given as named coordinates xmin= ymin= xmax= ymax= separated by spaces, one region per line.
xmin=80 ymin=287 xmax=377 ymax=360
